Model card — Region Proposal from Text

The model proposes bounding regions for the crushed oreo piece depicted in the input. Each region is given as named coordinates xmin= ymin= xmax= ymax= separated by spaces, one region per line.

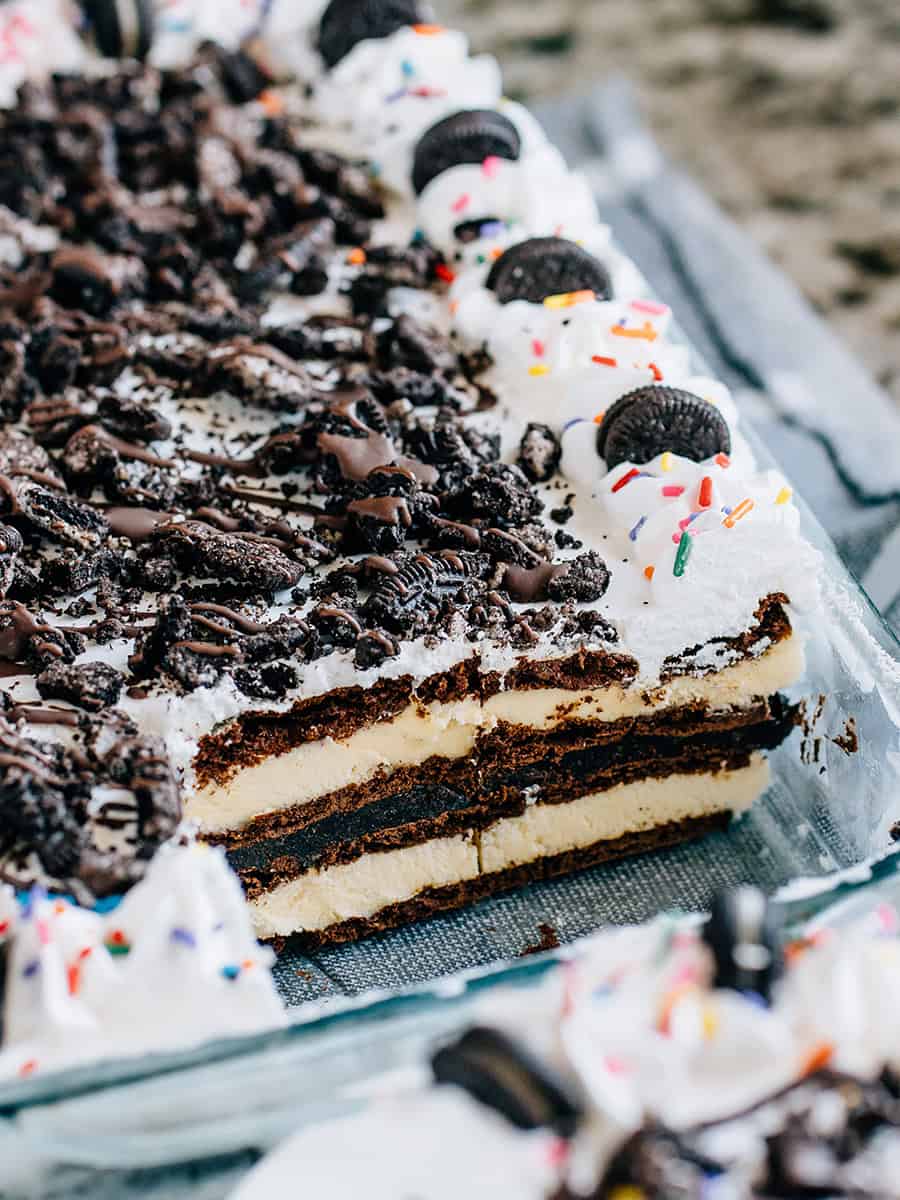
xmin=597 ymin=385 xmax=732 ymax=470
xmin=546 ymin=551 xmax=611 ymax=603
xmin=486 ymin=237 xmax=614 ymax=306
xmin=154 ymin=521 xmax=304 ymax=592
xmin=36 ymin=660 xmax=124 ymax=712
xmin=459 ymin=462 xmax=543 ymax=529
xmin=15 ymin=481 xmax=111 ymax=550
xmin=517 ymin=422 xmax=561 ymax=483
xmin=82 ymin=0 xmax=155 ymax=60
xmin=412 ymin=109 xmax=522 ymax=196
xmin=0 ymin=523 xmax=23 ymax=597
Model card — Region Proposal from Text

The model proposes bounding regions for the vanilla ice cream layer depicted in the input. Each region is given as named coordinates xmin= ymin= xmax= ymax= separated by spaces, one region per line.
xmin=478 ymin=757 xmax=768 ymax=873
xmin=250 ymin=834 xmax=479 ymax=937
xmin=190 ymin=636 xmax=802 ymax=835
xmin=248 ymin=760 xmax=766 ymax=939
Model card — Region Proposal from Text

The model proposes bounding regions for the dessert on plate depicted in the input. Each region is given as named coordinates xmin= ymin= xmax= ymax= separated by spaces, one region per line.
xmin=0 ymin=0 xmax=819 ymax=958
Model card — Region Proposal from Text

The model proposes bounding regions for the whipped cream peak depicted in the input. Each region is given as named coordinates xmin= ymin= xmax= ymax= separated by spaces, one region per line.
xmin=315 ymin=26 xmax=504 ymax=194
xmin=416 ymin=140 xmax=598 ymax=256
xmin=0 ymin=844 xmax=285 ymax=1081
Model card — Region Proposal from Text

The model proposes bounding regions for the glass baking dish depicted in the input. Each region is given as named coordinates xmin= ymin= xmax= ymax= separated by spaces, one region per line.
xmin=1 ymin=62 xmax=900 ymax=1200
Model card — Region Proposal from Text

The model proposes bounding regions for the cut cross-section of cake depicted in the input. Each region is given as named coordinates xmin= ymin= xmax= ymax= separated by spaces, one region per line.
xmin=0 ymin=12 xmax=819 ymax=950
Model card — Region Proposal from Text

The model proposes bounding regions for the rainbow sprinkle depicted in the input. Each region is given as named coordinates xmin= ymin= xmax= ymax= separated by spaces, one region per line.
xmin=451 ymin=193 xmax=470 ymax=214
xmin=435 ymin=262 xmax=455 ymax=283
xmin=170 ymin=926 xmax=197 ymax=948
xmin=105 ymin=929 xmax=130 ymax=956
xmin=723 ymin=498 xmax=754 ymax=528
xmin=698 ymin=476 xmax=713 ymax=508
xmin=629 ymin=516 xmax=647 ymax=542
xmin=673 ymin=531 xmax=692 ymax=577
xmin=612 ymin=467 xmax=641 ymax=493
xmin=543 ymin=289 xmax=595 ymax=310
xmin=643 ymin=565 xmax=655 ymax=581
xmin=481 ymin=155 xmax=501 ymax=179
xmin=221 ymin=964 xmax=242 ymax=981
xmin=776 ymin=486 xmax=793 ymax=505
xmin=528 ymin=364 xmax=550 ymax=377
xmin=612 ymin=320 xmax=657 ymax=341
xmin=661 ymin=485 xmax=684 ymax=498
xmin=592 ymin=355 xmax=617 ymax=367
xmin=715 ymin=452 xmax=731 ymax=468
xmin=648 ymin=362 xmax=663 ymax=381
xmin=659 ymin=451 xmax=673 ymax=473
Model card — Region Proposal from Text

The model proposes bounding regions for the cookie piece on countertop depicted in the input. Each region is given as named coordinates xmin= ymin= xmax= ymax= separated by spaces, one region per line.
xmin=597 ymin=385 xmax=732 ymax=470
xmin=486 ymin=237 xmax=614 ymax=306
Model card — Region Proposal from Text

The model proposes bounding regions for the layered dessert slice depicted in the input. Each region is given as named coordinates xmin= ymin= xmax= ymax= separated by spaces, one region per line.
xmin=0 ymin=8 xmax=818 ymax=949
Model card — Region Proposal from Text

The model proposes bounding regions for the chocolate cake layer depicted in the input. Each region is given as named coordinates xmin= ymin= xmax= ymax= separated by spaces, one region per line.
xmin=235 ymin=697 xmax=795 ymax=882
xmin=193 ymin=594 xmax=790 ymax=792
xmin=260 ymin=811 xmax=733 ymax=951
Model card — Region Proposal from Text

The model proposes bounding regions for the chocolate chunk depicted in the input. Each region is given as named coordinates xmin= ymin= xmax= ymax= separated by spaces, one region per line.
xmin=703 ymin=886 xmax=783 ymax=1001
xmin=15 ymin=480 xmax=110 ymax=550
xmin=597 ymin=385 xmax=732 ymax=470
xmin=36 ymin=660 xmax=124 ymax=712
xmin=154 ymin=521 xmax=304 ymax=592
xmin=317 ymin=0 xmax=421 ymax=69
xmin=432 ymin=1026 xmax=582 ymax=1137
xmin=486 ymin=237 xmax=614 ymax=306
xmin=518 ymin=422 xmax=561 ymax=483
xmin=462 ymin=462 xmax=543 ymax=529
xmin=82 ymin=0 xmax=155 ymax=60
xmin=412 ymin=110 xmax=522 ymax=196
xmin=546 ymin=551 xmax=611 ymax=603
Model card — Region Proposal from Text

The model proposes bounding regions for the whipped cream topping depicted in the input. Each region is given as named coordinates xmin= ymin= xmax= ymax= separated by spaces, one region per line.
xmin=315 ymin=26 xmax=504 ymax=195
xmin=234 ymin=898 xmax=900 ymax=1199
xmin=0 ymin=845 xmax=285 ymax=1081
xmin=416 ymin=138 xmax=599 ymax=257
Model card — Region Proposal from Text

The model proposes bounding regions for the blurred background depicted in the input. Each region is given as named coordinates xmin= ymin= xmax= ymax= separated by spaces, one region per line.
xmin=441 ymin=0 xmax=900 ymax=408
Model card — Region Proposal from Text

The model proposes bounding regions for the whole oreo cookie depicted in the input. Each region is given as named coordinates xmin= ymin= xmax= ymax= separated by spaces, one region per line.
xmin=318 ymin=0 xmax=422 ymax=70
xmin=486 ymin=237 xmax=614 ymax=305
xmin=412 ymin=110 xmax=521 ymax=196
xmin=432 ymin=1026 xmax=582 ymax=1136
xmin=597 ymin=385 xmax=731 ymax=470
xmin=703 ymin=887 xmax=783 ymax=1002
xmin=80 ymin=0 xmax=155 ymax=61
